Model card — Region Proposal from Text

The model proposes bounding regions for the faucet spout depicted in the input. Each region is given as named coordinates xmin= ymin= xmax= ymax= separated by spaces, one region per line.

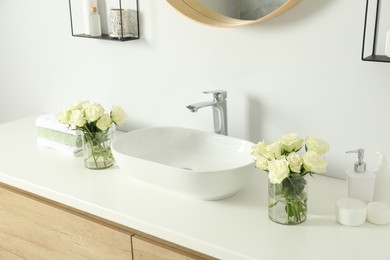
xmin=186 ymin=90 xmax=228 ymax=135
xmin=186 ymin=105 xmax=198 ymax=112
xmin=186 ymin=100 xmax=215 ymax=112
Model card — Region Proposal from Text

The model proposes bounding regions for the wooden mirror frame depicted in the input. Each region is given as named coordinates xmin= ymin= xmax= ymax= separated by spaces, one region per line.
xmin=166 ymin=0 xmax=300 ymax=28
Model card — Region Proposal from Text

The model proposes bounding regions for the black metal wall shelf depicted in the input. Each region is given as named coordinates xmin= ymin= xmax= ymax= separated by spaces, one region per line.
xmin=68 ymin=0 xmax=140 ymax=42
xmin=362 ymin=54 xmax=390 ymax=63
xmin=362 ymin=0 xmax=390 ymax=63
xmin=70 ymin=33 xmax=139 ymax=42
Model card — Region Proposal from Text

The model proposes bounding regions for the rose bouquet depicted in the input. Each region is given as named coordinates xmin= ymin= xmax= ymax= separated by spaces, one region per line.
xmin=251 ymin=133 xmax=329 ymax=224
xmin=59 ymin=101 xmax=127 ymax=169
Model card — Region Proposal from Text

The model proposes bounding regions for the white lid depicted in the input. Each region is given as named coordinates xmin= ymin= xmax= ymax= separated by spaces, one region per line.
xmin=336 ymin=198 xmax=367 ymax=226
xmin=367 ymin=202 xmax=390 ymax=225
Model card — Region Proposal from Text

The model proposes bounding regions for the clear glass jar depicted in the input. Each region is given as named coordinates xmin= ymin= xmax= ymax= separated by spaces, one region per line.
xmin=268 ymin=176 xmax=307 ymax=225
xmin=82 ymin=130 xmax=114 ymax=169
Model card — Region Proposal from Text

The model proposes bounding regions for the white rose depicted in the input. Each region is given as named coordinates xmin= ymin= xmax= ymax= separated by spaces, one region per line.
xmin=278 ymin=133 xmax=304 ymax=153
xmin=69 ymin=110 xmax=86 ymax=127
xmin=84 ymin=102 xmax=105 ymax=122
xmin=251 ymin=141 xmax=268 ymax=158
xmin=111 ymin=106 xmax=127 ymax=125
xmin=80 ymin=101 xmax=91 ymax=110
xmin=96 ymin=114 xmax=112 ymax=131
xmin=68 ymin=101 xmax=87 ymax=111
xmin=302 ymin=150 xmax=327 ymax=173
xmin=58 ymin=110 xmax=70 ymax=124
xmin=255 ymin=156 xmax=269 ymax=171
xmin=251 ymin=141 xmax=282 ymax=160
xmin=268 ymin=159 xmax=290 ymax=184
xmin=266 ymin=142 xmax=282 ymax=160
xmin=305 ymin=136 xmax=329 ymax=155
xmin=287 ymin=152 xmax=303 ymax=173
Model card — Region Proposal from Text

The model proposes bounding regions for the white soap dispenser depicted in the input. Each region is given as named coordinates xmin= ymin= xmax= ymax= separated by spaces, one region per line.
xmin=373 ymin=152 xmax=390 ymax=203
xmin=346 ymin=149 xmax=376 ymax=203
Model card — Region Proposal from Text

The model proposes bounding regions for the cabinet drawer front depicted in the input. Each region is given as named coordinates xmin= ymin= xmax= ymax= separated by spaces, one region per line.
xmin=0 ymin=247 xmax=24 ymax=260
xmin=132 ymin=235 xmax=205 ymax=260
xmin=0 ymin=187 xmax=132 ymax=260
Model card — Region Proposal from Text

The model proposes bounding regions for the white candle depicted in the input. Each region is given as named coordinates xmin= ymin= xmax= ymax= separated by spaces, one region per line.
xmin=386 ymin=31 xmax=390 ymax=58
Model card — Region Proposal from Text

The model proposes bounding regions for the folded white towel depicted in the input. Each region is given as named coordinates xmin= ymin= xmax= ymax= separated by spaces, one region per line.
xmin=37 ymin=137 xmax=83 ymax=157
xmin=35 ymin=114 xmax=82 ymax=135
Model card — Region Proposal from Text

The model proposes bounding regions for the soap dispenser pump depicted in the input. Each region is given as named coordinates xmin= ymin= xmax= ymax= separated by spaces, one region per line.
xmin=346 ymin=149 xmax=376 ymax=203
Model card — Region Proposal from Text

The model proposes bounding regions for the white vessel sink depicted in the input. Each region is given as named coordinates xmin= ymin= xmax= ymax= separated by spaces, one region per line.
xmin=111 ymin=127 xmax=256 ymax=200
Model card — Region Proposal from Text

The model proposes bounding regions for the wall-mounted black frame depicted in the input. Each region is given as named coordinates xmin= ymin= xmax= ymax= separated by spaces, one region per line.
xmin=362 ymin=0 xmax=390 ymax=62
xmin=68 ymin=0 xmax=140 ymax=42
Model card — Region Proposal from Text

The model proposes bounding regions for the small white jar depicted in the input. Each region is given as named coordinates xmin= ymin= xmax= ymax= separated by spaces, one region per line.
xmin=336 ymin=198 xmax=367 ymax=227
xmin=367 ymin=202 xmax=390 ymax=225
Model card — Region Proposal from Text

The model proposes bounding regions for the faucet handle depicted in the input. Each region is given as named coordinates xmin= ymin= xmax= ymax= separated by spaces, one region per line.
xmin=203 ymin=90 xmax=227 ymax=101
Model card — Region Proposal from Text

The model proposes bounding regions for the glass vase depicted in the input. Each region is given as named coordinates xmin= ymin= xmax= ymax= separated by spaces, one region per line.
xmin=268 ymin=176 xmax=307 ymax=225
xmin=82 ymin=130 xmax=114 ymax=169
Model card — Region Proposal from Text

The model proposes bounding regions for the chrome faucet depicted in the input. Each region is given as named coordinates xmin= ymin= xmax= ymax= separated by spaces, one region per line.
xmin=186 ymin=90 xmax=228 ymax=135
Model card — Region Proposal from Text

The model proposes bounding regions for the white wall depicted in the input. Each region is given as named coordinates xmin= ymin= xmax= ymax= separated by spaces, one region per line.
xmin=1 ymin=0 xmax=389 ymax=179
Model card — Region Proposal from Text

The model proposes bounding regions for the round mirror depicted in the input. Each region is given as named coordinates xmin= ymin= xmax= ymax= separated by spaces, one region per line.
xmin=166 ymin=0 xmax=300 ymax=27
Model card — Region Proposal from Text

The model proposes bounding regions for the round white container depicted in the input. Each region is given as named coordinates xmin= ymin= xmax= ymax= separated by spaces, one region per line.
xmin=367 ymin=202 xmax=390 ymax=225
xmin=336 ymin=198 xmax=367 ymax=226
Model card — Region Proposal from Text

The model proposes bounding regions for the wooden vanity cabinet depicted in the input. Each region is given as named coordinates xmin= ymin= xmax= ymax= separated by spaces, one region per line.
xmin=0 ymin=184 xmax=215 ymax=260
xmin=132 ymin=235 xmax=205 ymax=260
xmin=0 ymin=185 xmax=133 ymax=260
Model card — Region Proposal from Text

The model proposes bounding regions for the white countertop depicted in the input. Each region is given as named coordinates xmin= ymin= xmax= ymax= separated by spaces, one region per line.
xmin=0 ymin=116 xmax=389 ymax=260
